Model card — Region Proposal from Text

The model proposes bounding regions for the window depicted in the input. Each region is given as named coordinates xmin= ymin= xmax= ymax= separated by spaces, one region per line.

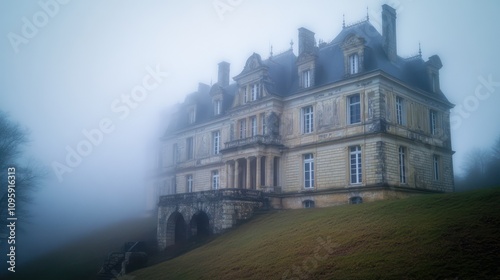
xmin=212 ymin=170 xmax=220 ymax=190
xmin=433 ymin=155 xmax=440 ymax=181
xmin=349 ymin=53 xmax=359 ymax=74
xmin=251 ymin=84 xmax=259 ymax=101
xmin=243 ymin=88 xmax=248 ymax=103
xmin=302 ymin=106 xmax=314 ymax=134
xmin=348 ymin=94 xmax=361 ymax=124
xmin=261 ymin=113 xmax=267 ymax=135
xmin=350 ymin=196 xmax=363 ymax=204
xmin=171 ymin=177 xmax=176 ymax=194
xmin=186 ymin=175 xmax=193 ymax=193
xmin=212 ymin=131 xmax=220 ymax=155
xmin=350 ymin=146 xmax=362 ymax=184
xmin=188 ymin=107 xmax=196 ymax=124
xmin=239 ymin=119 xmax=247 ymax=139
xmin=214 ymin=99 xmax=222 ymax=115
xmin=172 ymin=143 xmax=179 ymax=163
xmin=303 ymin=200 xmax=315 ymax=208
xmin=251 ymin=116 xmax=257 ymax=136
xmin=399 ymin=146 xmax=407 ymax=183
xmin=430 ymin=110 xmax=437 ymax=135
xmin=186 ymin=137 xmax=194 ymax=160
xmin=396 ymin=96 xmax=405 ymax=125
xmin=304 ymin=154 xmax=314 ymax=188
xmin=302 ymin=70 xmax=311 ymax=88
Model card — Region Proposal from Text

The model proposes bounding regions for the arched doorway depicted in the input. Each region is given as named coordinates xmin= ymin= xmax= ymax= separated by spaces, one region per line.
xmin=190 ymin=211 xmax=210 ymax=239
xmin=165 ymin=212 xmax=187 ymax=247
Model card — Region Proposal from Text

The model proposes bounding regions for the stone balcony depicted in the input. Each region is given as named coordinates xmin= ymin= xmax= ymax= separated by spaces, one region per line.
xmin=222 ymin=135 xmax=283 ymax=152
xmin=158 ymin=188 xmax=265 ymax=206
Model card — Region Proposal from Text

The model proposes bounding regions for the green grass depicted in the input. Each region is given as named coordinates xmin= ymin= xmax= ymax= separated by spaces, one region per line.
xmin=6 ymin=214 xmax=157 ymax=280
xmin=130 ymin=188 xmax=500 ymax=280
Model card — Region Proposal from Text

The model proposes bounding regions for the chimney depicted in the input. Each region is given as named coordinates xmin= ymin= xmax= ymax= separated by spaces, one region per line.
xmin=382 ymin=4 xmax=397 ymax=62
xmin=217 ymin=61 xmax=230 ymax=87
xmin=298 ymin=27 xmax=316 ymax=55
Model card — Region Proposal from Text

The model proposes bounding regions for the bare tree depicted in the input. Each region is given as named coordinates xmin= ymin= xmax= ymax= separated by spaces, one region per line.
xmin=0 ymin=111 xmax=43 ymax=245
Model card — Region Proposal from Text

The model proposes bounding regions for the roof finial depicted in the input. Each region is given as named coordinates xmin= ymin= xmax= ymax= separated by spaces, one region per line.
xmin=290 ymin=39 xmax=294 ymax=51
xmin=343 ymin=14 xmax=345 ymax=28
xmin=418 ymin=42 xmax=422 ymax=57
xmin=366 ymin=7 xmax=369 ymax=21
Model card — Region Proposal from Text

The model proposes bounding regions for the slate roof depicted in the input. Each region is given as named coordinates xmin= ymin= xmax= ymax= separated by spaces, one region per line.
xmin=164 ymin=19 xmax=452 ymax=135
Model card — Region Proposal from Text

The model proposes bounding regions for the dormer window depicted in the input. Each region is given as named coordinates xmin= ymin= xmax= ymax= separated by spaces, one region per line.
xmin=251 ymin=83 xmax=259 ymax=101
xmin=302 ymin=70 xmax=311 ymax=88
xmin=188 ymin=106 xmax=196 ymax=124
xmin=214 ymin=99 xmax=222 ymax=115
xmin=349 ymin=54 xmax=359 ymax=74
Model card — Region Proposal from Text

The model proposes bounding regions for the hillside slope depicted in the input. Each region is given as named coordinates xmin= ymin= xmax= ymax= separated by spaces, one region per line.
xmin=131 ymin=188 xmax=500 ymax=280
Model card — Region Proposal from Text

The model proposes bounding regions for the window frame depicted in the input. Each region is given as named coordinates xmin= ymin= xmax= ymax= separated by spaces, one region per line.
xmin=396 ymin=96 xmax=405 ymax=125
xmin=212 ymin=170 xmax=220 ymax=190
xmin=349 ymin=53 xmax=359 ymax=75
xmin=186 ymin=137 xmax=194 ymax=160
xmin=348 ymin=94 xmax=361 ymax=125
xmin=214 ymin=99 xmax=222 ymax=116
xmin=250 ymin=116 xmax=257 ymax=137
xmin=303 ymin=200 xmax=315 ymax=208
xmin=433 ymin=155 xmax=440 ymax=181
xmin=399 ymin=146 xmax=407 ymax=184
xmin=302 ymin=70 xmax=311 ymax=88
xmin=303 ymin=153 xmax=315 ymax=189
xmin=239 ymin=119 xmax=247 ymax=139
xmin=302 ymin=105 xmax=314 ymax=134
xmin=186 ymin=174 xmax=193 ymax=193
xmin=212 ymin=130 xmax=220 ymax=155
xmin=350 ymin=145 xmax=362 ymax=184
xmin=430 ymin=110 xmax=437 ymax=135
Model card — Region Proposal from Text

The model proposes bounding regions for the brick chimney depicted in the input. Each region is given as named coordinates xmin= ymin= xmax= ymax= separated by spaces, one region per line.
xmin=382 ymin=4 xmax=397 ymax=62
xmin=217 ymin=61 xmax=230 ymax=87
xmin=298 ymin=27 xmax=316 ymax=55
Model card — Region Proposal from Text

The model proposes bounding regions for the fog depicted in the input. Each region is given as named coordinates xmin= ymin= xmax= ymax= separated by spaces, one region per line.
xmin=1 ymin=0 xmax=499 ymax=265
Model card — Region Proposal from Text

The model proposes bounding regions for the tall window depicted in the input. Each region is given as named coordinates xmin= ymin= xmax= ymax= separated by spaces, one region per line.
xmin=212 ymin=170 xmax=220 ymax=190
xmin=399 ymin=146 xmax=407 ymax=183
xmin=348 ymin=94 xmax=361 ymax=124
xmin=188 ymin=107 xmax=196 ymax=124
xmin=212 ymin=131 xmax=220 ymax=155
xmin=396 ymin=96 xmax=405 ymax=125
xmin=239 ymin=119 xmax=247 ymax=139
xmin=261 ymin=113 xmax=267 ymax=135
xmin=349 ymin=53 xmax=359 ymax=74
xmin=186 ymin=137 xmax=194 ymax=160
xmin=304 ymin=154 xmax=314 ymax=188
xmin=430 ymin=110 xmax=437 ymax=135
xmin=251 ymin=116 xmax=257 ymax=136
xmin=433 ymin=155 xmax=440 ymax=181
xmin=214 ymin=99 xmax=222 ymax=115
xmin=302 ymin=70 xmax=311 ymax=88
xmin=251 ymin=84 xmax=259 ymax=101
xmin=302 ymin=106 xmax=314 ymax=134
xmin=350 ymin=146 xmax=362 ymax=184
xmin=186 ymin=175 xmax=193 ymax=193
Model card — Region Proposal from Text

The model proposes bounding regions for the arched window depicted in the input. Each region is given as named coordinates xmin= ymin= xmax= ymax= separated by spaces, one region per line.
xmin=350 ymin=196 xmax=363 ymax=204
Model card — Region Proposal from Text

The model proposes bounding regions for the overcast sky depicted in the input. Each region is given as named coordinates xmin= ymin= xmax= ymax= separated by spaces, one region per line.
xmin=1 ymin=0 xmax=500 ymax=260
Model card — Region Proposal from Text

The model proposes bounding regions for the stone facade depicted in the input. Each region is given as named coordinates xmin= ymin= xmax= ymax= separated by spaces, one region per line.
xmin=155 ymin=5 xmax=454 ymax=249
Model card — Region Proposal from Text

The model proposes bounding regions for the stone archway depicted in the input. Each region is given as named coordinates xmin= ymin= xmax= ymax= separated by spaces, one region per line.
xmin=165 ymin=211 xmax=187 ymax=247
xmin=190 ymin=211 xmax=210 ymax=239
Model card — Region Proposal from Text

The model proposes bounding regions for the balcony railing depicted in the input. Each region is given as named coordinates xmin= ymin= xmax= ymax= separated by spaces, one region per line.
xmin=224 ymin=135 xmax=282 ymax=150
xmin=158 ymin=188 xmax=265 ymax=205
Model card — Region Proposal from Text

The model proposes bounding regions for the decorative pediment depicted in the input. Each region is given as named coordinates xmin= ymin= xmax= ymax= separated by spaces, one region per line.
xmin=297 ymin=52 xmax=317 ymax=64
xmin=243 ymin=53 xmax=264 ymax=72
xmin=341 ymin=34 xmax=366 ymax=50
xmin=209 ymin=84 xmax=224 ymax=97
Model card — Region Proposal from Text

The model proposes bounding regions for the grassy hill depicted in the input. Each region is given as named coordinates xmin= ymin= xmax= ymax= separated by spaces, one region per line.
xmin=130 ymin=188 xmax=500 ymax=280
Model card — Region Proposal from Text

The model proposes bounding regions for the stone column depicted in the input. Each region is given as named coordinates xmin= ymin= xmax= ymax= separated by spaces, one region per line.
xmin=266 ymin=156 xmax=274 ymax=187
xmin=235 ymin=159 xmax=239 ymax=189
xmin=256 ymin=156 xmax=261 ymax=190
xmin=246 ymin=157 xmax=251 ymax=189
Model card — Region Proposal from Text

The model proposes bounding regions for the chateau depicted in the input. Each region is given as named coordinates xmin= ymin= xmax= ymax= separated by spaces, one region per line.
xmin=156 ymin=5 xmax=454 ymax=249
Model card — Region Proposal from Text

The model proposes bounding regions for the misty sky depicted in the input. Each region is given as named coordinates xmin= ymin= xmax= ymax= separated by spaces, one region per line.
xmin=1 ymin=0 xmax=500 ymax=259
